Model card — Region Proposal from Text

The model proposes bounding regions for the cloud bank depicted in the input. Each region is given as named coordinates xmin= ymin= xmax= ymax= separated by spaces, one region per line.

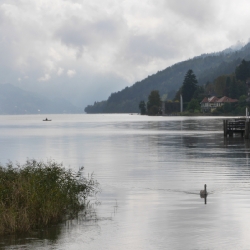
xmin=0 ymin=0 xmax=250 ymax=108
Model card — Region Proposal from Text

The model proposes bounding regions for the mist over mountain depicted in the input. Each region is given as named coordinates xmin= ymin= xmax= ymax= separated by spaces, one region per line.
xmin=2 ymin=41 xmax=250 ymax=115
xmin=85 ymin=42 xmax=250 ymax=113
xmin=0 ymin=84 xmax=82 ymax=115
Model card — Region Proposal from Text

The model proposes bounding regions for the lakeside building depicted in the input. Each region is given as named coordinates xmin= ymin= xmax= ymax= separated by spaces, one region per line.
xmin=200 ymin=96 xmax=238 ymax=112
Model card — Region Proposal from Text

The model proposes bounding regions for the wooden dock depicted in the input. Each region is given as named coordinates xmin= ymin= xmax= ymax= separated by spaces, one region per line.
xmin=223 ymin=119 xmax=250 ymax=138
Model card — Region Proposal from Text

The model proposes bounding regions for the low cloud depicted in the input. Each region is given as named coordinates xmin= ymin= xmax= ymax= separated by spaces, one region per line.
xmin=38 ymin=74 xmax=51 ymax=82
xmin=56 ymin=17 xmax=121 ymax=48
xmin=0 ymin=0 xmax=250 ymax=108
xmin=57 ymin=67 xmax=64 ymax=76
xmin=67 ymin=69 xmax=76 ymax=77
xmin=163 ymin=0 xmax=217 ymax=27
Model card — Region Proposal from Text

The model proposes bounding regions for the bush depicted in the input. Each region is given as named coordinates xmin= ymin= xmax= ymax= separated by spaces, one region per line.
xmin=223 ymin=103 xmax=232 ymax=113
xmin=0 ymin=159 xmax=99 ymax=234
xmin=187 ymin=99 xmax=200 ymax=112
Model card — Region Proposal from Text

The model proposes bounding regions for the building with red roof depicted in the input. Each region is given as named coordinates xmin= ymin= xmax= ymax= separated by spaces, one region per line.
xmin=200 ymin=96 xmax=238 ymax=112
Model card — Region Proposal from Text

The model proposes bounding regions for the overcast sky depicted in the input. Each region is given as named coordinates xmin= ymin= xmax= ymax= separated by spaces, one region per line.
xmin=1 ymin=0 xmax=250 ymax=107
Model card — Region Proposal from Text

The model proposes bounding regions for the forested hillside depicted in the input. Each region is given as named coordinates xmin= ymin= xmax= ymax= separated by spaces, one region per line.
xmin=85 ymin=42 xmax=250 ymax=113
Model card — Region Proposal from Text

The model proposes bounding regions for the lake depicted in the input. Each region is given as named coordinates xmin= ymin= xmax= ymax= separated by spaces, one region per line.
xmin=0 ymin=114 xmax=250 ymax=249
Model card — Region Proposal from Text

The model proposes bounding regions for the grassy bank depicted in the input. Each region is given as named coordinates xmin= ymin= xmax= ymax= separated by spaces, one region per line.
xmin=0 ymin=159 xmax=99 ymax=235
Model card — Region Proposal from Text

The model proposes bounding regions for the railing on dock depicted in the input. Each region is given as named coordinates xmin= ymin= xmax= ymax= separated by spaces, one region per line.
xmin=223 ymin=118 xmax=250 ymax=138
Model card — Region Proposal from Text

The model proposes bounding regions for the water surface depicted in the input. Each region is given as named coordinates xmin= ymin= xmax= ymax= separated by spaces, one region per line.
xmin=0 ymin=114 xmax=250 ymax=249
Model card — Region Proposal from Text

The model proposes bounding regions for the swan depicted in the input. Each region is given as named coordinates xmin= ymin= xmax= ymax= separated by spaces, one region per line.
xmin=200 ymin=184 xmax=208 ymax=196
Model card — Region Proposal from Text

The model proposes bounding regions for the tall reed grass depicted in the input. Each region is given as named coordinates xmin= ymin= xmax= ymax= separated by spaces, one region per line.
xmin=0 ymin=159 xmax=99 ymax=235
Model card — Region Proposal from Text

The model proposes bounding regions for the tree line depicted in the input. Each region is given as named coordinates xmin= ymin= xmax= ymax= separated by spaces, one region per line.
xmin=139 ymin=90 xmax=162 ymax=115
xmin=139 ymin=59 xmax=250 ymax=115
xmin=85 ymin=42 xmax=250 ymax=114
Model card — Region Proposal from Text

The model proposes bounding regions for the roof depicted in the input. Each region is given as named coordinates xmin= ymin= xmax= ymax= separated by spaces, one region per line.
xmin=201 ymin=96 xmax=219 ymax=103
xmin=216 ymin=96 xmax=238 ymax=103
xmin=200 ymin=97 xmax=208 ymax=103
xmin=201 ymin=96 xmax=238 ymax=104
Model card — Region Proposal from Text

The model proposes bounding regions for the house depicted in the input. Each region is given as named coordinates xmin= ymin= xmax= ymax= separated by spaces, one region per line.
xmin=200 ymin=96 xmax=238 ymax=112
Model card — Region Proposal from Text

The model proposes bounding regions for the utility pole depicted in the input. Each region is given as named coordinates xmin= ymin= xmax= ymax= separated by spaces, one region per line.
xmin=180 ymin=95 xmax=183 ymax=113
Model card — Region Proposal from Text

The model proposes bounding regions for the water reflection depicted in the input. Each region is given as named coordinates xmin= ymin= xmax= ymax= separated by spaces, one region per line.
xmin=1 ymin=115 xmax=250 ymax=249
xmin=0 ymin=205 xmax=102 ymax=249
xmin=200 ymin=194 xmax=208 ymax=205
xmin=223 ymin=136 xmax=247 ymax=147
xmin=0 ymin=224 xmax=62 ymax=248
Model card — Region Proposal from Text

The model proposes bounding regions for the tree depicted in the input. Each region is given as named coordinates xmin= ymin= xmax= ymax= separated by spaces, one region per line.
xmin=223 ymin=102 xmax=232 ymax=113
xmin=187 ymin=99 xmax=200 ymax=112
xmin=235 ymin=60 xmax=250 ymax=81
xmin=182 ymin=70 xmax=198 ymax=102
xmin=225 ymin=76 xmax=231 ymax=97
xmin=173 ymin=87 xmax=182 ymax=102
xmin=229 ymin=77 xmax=238 ymax=99
xmin=139 ymin=101 xmax=146 ymax=115
xmin=192 ymin=85 xmax=205 ymax=102
xmin=214 ymin=75 xmax=227 ymax=96
xmin=147 ymin=90 xmax=161 ymax=115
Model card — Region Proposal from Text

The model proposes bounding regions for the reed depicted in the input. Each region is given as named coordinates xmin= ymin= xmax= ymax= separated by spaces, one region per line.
xmin=0 ymin=159 xmax=99 ymax=235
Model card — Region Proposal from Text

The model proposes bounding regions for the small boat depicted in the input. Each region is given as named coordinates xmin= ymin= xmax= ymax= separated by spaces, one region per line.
xmin=43 ymin=118 xmax=52 ymax=121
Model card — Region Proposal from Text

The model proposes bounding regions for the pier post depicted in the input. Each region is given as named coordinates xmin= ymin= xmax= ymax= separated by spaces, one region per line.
xmin=245 ymin=121 xmax=250 ymax=139
xmin=223 ymin=120 xmax=228 ymax=137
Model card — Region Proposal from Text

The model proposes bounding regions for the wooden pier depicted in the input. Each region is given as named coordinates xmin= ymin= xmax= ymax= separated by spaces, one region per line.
xmin=223 ymin=119 xmax=250 ymax=138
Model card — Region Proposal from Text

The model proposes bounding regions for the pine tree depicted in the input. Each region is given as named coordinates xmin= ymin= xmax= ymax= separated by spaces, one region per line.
xmin=182 ymin=70 xmax=198 ymax=102
xmin=235 ymin=60 xmax=250 ymax=81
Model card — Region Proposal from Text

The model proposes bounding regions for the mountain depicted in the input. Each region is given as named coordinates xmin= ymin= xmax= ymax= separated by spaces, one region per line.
xmin=0 ymin=83 xmax=82 ymax=114
xmin=85 ymin=42 xmax=250 ymax=113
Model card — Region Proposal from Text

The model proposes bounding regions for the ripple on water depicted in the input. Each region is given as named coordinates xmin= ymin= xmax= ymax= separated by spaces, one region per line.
xmin=0 ymin=115 xmax=250 ymax=249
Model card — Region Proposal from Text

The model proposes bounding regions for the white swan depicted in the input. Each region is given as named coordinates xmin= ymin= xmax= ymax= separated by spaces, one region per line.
xmin=200 ymin=184 xmax=208 ymax=196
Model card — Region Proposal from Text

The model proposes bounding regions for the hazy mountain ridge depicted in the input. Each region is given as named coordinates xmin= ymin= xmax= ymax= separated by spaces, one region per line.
xmin=0 ymin=83 xmax=82 ymax=115
xmin=85 ymin=42 xmax=250 ymax=113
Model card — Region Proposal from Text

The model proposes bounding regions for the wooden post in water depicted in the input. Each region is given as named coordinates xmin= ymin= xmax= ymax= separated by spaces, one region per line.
xmin=245 ymin=107 xmax=249 ymax=139
xmin=223 ymin=120 xmax=228 ymax=137
xmin=245 ymin=121 xmax=250 ymax=139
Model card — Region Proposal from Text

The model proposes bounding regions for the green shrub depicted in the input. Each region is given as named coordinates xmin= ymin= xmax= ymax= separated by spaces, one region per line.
xmin=0 ymin=159 xmax=99 ymax=234
xmin=187 ymin=99 xmax=200 ymax=112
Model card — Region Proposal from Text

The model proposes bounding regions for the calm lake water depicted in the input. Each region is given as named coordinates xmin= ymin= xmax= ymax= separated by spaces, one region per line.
xmin=1 ymin=114 xmax=250 ymax=249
